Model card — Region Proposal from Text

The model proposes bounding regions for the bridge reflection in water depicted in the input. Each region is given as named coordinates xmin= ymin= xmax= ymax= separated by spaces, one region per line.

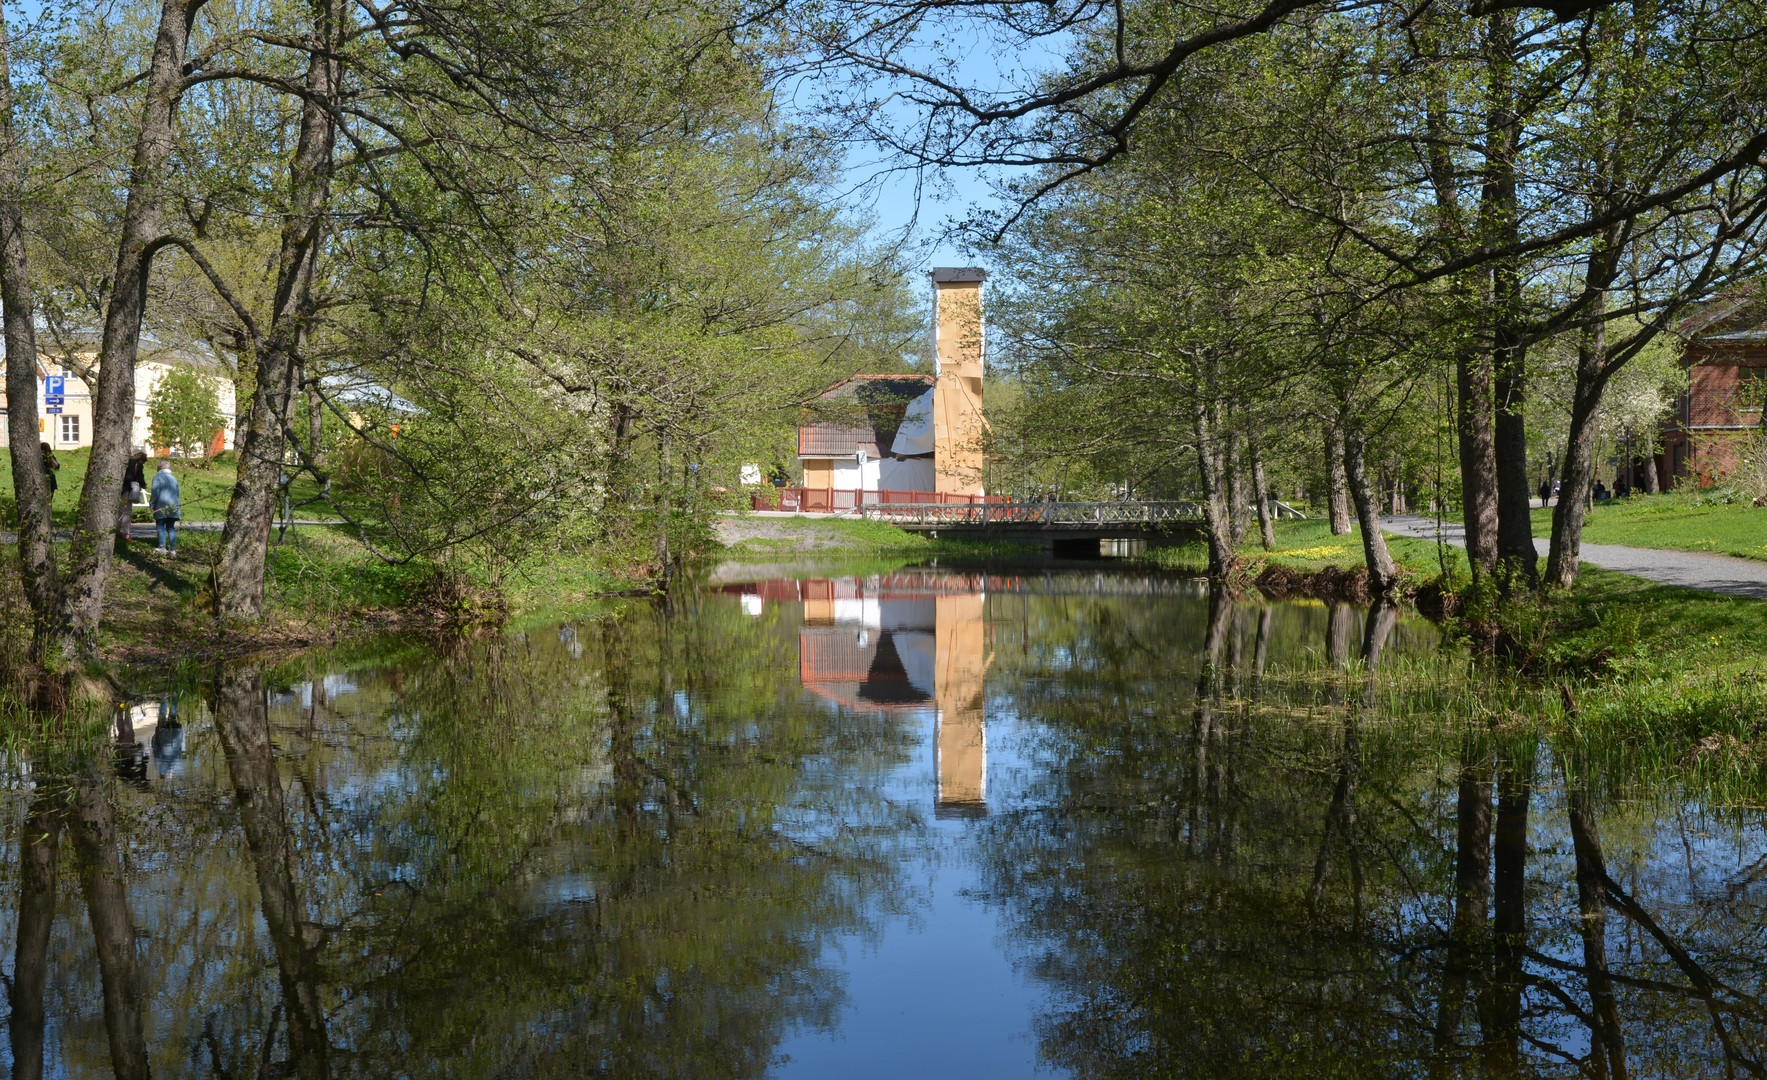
xmin=727 ymin=572 xmax=994 ymax=817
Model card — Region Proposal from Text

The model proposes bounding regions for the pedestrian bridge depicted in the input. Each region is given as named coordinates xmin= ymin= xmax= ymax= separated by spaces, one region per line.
xmin=856 ymin=499 xmax=1205 ymax=549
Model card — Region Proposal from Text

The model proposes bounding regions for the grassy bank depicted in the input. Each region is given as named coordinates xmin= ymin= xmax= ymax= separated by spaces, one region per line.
xmin=1493 ymin=567 xmax=1767 ymax=775
xmin=1135 ymin=518 xmax=1459 ymax=579
xmin=1119 ymin=515 xmax=1767 ymax=783
xmin=2 ymin=508 xmax=1020 ymax=665
xmin=1529 ymin=489 xmax=1767 ymax=562
xmin=1211 ymin=516 xmax=1767 ymax=783
xmin=715 ymin=513 xmax=1037 ymax=557
xmin=3 ymin=524 xmax=645 ymax=667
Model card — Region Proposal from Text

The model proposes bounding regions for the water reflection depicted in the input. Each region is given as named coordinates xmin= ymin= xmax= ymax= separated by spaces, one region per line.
xmin=9 ymin=768 xmax=151 ymax=1080
xmin=11 ymin=569 xmax=1767 ymax=1077
xmin=731 ymin=573 xmax=993 ymax=816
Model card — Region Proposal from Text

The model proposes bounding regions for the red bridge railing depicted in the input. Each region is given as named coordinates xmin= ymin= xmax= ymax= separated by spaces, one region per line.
xmin=751 ymin=488 xmax=1006 ymax=512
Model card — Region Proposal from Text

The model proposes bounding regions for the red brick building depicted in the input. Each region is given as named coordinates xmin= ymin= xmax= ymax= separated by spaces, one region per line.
xmin=1659 ymin=291 xmax=1767 ymax=488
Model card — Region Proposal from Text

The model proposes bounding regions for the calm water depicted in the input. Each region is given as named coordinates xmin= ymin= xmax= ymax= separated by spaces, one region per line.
xmin=5 ymin=563 xmax=1767 ymax=1078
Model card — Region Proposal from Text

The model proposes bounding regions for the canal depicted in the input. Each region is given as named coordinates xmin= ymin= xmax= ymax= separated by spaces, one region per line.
xmin=4 ymin=561 xmax=1764 ymax=1077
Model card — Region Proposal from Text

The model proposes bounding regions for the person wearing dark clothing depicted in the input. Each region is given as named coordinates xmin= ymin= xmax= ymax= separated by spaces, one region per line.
xmin=38 ymin=441 xmax=58 ymax=498
xmin=1537 ymin=479 xmax=1551 ymax=507
xmin=118 ymin=450 xmax=148 ymax=541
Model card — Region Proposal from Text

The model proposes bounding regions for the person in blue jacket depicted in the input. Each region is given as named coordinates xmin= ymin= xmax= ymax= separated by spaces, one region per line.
xmin=150 ymin=460 xmax=181 ymax=555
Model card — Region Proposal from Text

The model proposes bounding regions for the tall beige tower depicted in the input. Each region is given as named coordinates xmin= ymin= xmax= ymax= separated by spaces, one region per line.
xmin=931 ymin=268 xmax=988 ymax=496
xmin=934 ymin=591 xmax=988 ymax=815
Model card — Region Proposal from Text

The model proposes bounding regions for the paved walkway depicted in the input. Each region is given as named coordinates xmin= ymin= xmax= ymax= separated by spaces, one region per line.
xmin=1384 ymin=514 xmax=1767 ymax=600
xmin=2 ymin=520 xmax=339 ymax=544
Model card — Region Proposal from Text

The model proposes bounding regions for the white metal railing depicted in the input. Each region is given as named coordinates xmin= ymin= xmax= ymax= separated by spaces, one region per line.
xmin=857 ymin=500 xmax=1203 ymax=528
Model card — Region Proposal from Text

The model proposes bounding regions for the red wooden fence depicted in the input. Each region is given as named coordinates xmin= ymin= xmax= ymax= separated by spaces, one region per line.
xmin=750 ymin=488 xmax=1006 ymax=512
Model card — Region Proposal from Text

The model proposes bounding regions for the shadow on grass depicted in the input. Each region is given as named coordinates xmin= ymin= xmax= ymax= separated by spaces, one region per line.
xmin=116 ymin=542 xmax=201 ymax=600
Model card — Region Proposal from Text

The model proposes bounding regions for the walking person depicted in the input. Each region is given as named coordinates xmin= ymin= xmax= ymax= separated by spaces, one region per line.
xmin=118 ymin=449 xmax=148 ymax=544
xmin=38 ymin=440 xmax=58 ymax=500
xmin=150 ymin=459 xmax=181 ymax=555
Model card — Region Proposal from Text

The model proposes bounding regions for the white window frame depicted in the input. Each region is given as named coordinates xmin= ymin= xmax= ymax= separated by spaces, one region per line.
xmin=59 ymin=413 xmax=79 ymax=444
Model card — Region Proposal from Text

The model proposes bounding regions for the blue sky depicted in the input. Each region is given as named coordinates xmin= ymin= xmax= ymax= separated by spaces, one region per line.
xmin=842 ymin=151 xmax=1001 ymax=274
xmin=810 ymin=29 xmax=1076 ymax=279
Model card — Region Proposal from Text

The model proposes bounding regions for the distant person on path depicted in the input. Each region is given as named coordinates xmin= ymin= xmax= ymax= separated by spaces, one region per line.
xmin=119 ymin=449 xmax=147 ymax=542
xmin=150 ymin=459 xmax=181 ymax=555
xmin=1537 ymin=479 xmax=1551 ymax=507
xmin=39 ymin=441 xmax=58 ymax=499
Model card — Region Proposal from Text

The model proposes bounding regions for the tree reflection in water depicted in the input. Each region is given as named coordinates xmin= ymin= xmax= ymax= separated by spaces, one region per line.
xmin=974 ymin=583 xmax=1767 ymax=1079
xmin=2 ymin=595 xmax=918 ymax=1078
xmin=10 ymin=573 xmax=1767 ymax=1078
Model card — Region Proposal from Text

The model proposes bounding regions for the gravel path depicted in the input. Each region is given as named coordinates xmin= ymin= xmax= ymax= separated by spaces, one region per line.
xmin=1384 ymin=514 xmax=1767 ymax=600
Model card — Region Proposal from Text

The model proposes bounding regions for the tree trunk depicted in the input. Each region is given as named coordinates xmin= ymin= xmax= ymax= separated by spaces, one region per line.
xmin=58 ymin=0 xmax=197 ymax=656
xmin=214 ymin=666 xmax=331 ymax=1079
xmin=308 ymin=373 xmax=323 ymax=464
xmin=1546 ymin=314 xmax=1615 ymax=587
xmin=1456 ymin=347 xmax=1501 ymax=580
xmin=214 ymin=4 xmax=340 ymax=622
xmin=1325 ymin=423 xmax=1352 ymax=536
xmin=1193 ymin=399 xmax=1235 ymax=579
xmin=1360 ymin=598 xmax=1399 ymax=669
xmin=1224 ymin=428 xmax=1246 ymax=546
xmin=1199 ymin=580 xmax=1233 ymax=695
xmin=1431 ymin=746 xmax=1491 ymax=1076
xmin=0 ymin=9 xmax=63 ymax=662
xmin=1640 ymin=444 xmax=1660 ymax=493
xmin=1483 ymin=9 xmax=1537 ymax=592
xmin=1478 ymin=746 xmax=1531 ymax=1075
xmin=1326 ymin=602 xmax=1353 ymax=669
xmin=9 ymin=793 xmax=61 ymax=1080
xmin=1307 ymin=711 xmax=1362 ymax=927
xmin=1251 ymin=440 xmax=1276 ymax=550
xmin=67 ymin=771 xmax=151 ymax=1080
xmin=1343 ymin=429 xmax=1399 ymax=595
xmin=654 ymin=427 xmax=673 ymax=583
xmin=1568 ymin=780 xmax=1627 ymax=1079
xmin=1493 ymin=343 xmax=1537 ymax=591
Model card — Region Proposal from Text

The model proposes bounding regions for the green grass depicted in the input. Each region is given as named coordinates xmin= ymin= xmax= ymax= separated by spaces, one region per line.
xmin=1 ymin=447 xmax=334 ymax=525
xmin=1135 ymin=518 xmax=1459 ymax=579
xmin=1528 ymin=489 xmax=1767 ymax=562
xmin=722 ymin=514 xmax=1037 ymax=556
xmin=1482 ymin=566 xmax=1767 ymax=792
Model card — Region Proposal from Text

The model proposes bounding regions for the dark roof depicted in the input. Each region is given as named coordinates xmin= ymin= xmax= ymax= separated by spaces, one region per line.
xmin=798 ymin=374 xmax=932 ymax=459
xmin=931 ymin=267 xmax=987 ymax=283
xmin=1678 ymin=285 xmax=1767 ymax=342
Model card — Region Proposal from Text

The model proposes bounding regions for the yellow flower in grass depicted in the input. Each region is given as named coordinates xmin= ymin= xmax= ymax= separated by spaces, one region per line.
xmin=1277 ymin=545 xmax=1350 ymax=560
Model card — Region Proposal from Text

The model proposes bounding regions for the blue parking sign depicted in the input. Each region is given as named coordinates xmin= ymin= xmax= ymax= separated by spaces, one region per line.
xmin=45 ymin=375 xmax=64 ymax=396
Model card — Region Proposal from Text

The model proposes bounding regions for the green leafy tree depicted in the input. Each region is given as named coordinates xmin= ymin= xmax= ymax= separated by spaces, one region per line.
xmin=147 ymin=366 xmax=223 ymax=463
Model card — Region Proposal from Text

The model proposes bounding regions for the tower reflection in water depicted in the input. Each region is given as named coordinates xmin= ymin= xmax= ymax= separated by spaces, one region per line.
xmin=729 ymin=572 xmax=992 ymax=817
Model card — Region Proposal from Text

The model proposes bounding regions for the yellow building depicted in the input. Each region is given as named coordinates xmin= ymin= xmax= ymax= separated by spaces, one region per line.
xmin=0 ymin=337 xmax=237 ymax=454
xmin=927 ymin=267 xmax=987 ymax=496
xmin=796 ymin=267 xmax=988 ymax=503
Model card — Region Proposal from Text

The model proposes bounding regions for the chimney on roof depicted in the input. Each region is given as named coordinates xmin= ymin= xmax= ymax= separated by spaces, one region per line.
xmin=928 ymin=267 xmax=986 ymax=496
